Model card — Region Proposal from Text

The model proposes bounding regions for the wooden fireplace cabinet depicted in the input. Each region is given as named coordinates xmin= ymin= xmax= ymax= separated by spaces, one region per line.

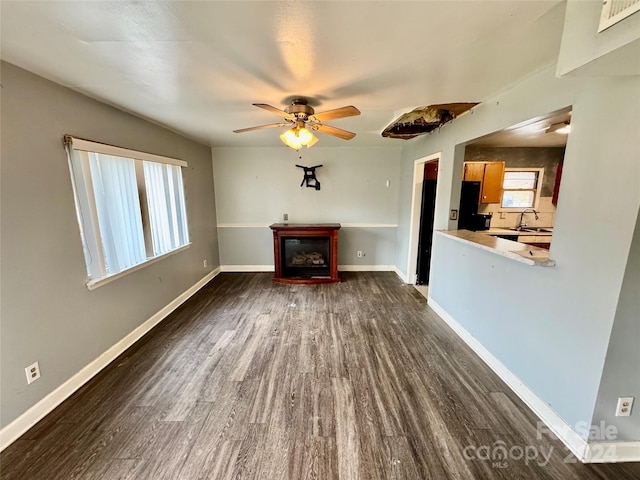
xmin=270 ymin=223 xmax=341 ymax=284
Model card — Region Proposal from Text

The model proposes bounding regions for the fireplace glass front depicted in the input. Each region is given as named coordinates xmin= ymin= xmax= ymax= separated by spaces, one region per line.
xmin=281 ymin=236 xmax=331 ymax=278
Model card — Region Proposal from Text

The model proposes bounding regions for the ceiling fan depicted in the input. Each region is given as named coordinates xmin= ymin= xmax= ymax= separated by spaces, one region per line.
xmin=233 ymin=98 xmax=360 ymax=149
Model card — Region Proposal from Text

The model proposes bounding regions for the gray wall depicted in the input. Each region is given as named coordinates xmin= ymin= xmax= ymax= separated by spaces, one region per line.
xmin=397 ymin=63 xmax=640 ymax=440
xmin=465 ymin=146 xmax=565 ymax=197
xmin=592 ymin=207 xmax=640 ymax=440
xmin=0 ymin=62 xmax=219 ymax=429
xmin=212 ymin=146 xmax=402 ymax=267
xmin=557 ymin=0 xmax=640 ymax=76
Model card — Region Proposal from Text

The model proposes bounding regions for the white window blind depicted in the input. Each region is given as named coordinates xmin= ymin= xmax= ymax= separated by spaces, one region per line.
xmin=143 ymin=161 xmax=189 ymax=256
xmin=89 ymin=153 xmax=147 ymax=274
xmin=68 ymin=136 xmax=187 ymax=167
xmin=65 ymin=136 xmax=190 ymax=288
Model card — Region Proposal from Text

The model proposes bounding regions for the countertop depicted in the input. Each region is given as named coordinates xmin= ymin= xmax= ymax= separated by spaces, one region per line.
xmin=436 ymin=230 xmax=555 ymax=266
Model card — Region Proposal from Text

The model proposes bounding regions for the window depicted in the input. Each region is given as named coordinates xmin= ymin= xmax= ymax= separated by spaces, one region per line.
xmin=501 ymin=168 xmax=543 ymax=209
xmin=65 ymin=136 xmax=190 ymax=288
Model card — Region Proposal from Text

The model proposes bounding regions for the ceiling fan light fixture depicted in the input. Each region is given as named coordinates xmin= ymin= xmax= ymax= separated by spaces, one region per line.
xmin=280 ymin=126 xmax=318 ymax=150
xmin=237 ymin=100 xmax=358 ymax=146
xmin=297 ymin=127 xmax=314 ymax=144
xmin=280 ymin=128 xmax=303 ymax=149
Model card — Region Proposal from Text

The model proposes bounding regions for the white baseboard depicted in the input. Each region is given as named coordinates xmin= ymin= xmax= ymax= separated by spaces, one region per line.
xmin=392 ymin=266 xmax=410 ymax=284
xmin=220 ymin=265 xmax=398 ymax=273
xmin=0 ymin=268 xmax=221 ymax=452
xmin=219 ymin=265 xmax=410 ymax=287
xmin=338 ymin=264 xmax=395 ymax=272
xmin=220 ymin=265 xmax=274 ymax=272
xmin=584 ymin=442 xmax=640 ymax=463
xmin=427 ymin=297 xmax=640 ymax=464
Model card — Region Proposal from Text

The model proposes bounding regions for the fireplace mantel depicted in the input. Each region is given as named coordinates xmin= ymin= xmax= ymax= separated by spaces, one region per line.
xmin=269 ymin=223 xmax=340 ymax=284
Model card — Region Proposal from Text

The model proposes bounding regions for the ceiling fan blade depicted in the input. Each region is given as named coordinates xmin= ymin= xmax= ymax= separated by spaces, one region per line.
xmin=233 ymin=122 xmax=290 ymax=134
xmin=253 ymin=103 xmax=295 ymax=120
xmin=310 ymin=106 xmax=360 ymax=123
xmin=313 ymin=124 xmax=356 ymax=140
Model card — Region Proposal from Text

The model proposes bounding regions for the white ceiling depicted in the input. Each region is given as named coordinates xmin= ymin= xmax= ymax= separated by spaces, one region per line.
xmin=1 ymin=0 xmax=566 ymax=148
xmin=469 ymin=107 xmax=571 ymax=147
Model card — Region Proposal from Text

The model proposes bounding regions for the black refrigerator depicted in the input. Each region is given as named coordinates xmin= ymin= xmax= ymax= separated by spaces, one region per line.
xmin=458 ymin=181 xmax=481 ymax=231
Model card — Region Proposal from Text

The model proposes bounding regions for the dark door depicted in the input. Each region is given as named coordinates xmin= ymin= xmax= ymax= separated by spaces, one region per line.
xmin=416 ymin=162 xmax=438 ymax=285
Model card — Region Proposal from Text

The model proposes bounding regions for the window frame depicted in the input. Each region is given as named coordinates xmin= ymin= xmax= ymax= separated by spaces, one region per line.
xmin=500 ymin=167 xmax=544 ymax=210
xmin=65 ymin=136 xmax=191 ymax=290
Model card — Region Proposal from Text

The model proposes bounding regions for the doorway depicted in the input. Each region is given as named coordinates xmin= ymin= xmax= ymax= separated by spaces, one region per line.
xmin=416 ymin=160 xmax=438 ymax=285
xmin=406 ymin=152 xmax=440 ymax=285
xmin=416 ymin=161 xmax=438 ymax=285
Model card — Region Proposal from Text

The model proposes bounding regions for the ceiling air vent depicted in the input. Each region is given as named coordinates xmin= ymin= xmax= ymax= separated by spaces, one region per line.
xmin=598 ymin=0 xmax=640 ymax=32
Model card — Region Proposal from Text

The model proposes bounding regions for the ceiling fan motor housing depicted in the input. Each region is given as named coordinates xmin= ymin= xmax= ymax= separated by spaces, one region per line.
xmin=234 ymin=99 xmax=358 ymax=141
xmin=285 ymin=99 xmax=315 ymax=119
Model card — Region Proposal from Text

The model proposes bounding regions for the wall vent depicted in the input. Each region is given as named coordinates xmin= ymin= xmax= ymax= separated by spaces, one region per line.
xmin=598 ymin=0 xmax=640 ymax=32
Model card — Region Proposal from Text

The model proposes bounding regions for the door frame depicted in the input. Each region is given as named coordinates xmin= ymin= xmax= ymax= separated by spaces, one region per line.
xmin=406 ymin=152 xmax=441 ymax=284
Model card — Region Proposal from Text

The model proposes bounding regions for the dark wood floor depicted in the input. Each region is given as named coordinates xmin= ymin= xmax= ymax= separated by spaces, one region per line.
xmin=2 ymin=272 xmax=639 ymax=479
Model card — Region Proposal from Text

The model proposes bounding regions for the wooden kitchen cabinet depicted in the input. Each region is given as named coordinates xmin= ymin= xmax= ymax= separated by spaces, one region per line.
xmin=523 ymin=242 xmax=551 ymax=250
xmin=482 ymin=162 xmax=505 ymax=203
xmin=463 ymin=162 xmax=485 ymax=182
xmin=463 ymin=161 xmax=505 ymax=204
xmin=552 ymin=162 xmax=563 ymax=205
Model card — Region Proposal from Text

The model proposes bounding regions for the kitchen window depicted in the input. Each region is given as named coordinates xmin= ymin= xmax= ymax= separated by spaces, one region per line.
xmin=501 ymin=168 xmax=544 ymax=209
xmin=65 ymin=136 xmax=190 ymax=289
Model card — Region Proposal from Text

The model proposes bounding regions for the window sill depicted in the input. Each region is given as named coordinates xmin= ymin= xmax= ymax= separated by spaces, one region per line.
xmin=86 ymin=244 xmax=191 ymax=290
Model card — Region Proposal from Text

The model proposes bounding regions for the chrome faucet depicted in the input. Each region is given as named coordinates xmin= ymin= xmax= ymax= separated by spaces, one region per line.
xmin=517 ymin=208 xmax=539 ymax=230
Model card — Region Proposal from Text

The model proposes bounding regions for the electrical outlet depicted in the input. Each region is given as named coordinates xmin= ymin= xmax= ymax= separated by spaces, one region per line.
xmin=203 ymin=259 xmax=208 ymax=268
xmin=25 ymin=362 xmax=41 ymax=384
xmin=283 ymin=213 xmax=288 ymax=221
xmin=500 ymin=212 xmax=507 ymax=219
xmin=616 ymin=397 xmax=634 ymax=417
xmin=357 ymin=251 xmax=363 ymax=258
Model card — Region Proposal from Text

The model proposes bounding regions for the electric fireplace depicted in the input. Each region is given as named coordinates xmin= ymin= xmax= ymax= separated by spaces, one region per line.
xmin=270 ymin=223 xmax=340 ymax=284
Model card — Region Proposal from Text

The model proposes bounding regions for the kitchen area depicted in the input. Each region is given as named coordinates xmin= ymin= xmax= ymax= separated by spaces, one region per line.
xmin=416 ymin=107 xmax=571 ymax=277
xmin=454 ymin=108 xmax=570 ymax=260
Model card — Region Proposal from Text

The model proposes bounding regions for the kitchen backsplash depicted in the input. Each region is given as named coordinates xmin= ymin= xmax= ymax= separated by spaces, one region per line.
xmin=478 ymin=196 xmax=556 ymax=229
